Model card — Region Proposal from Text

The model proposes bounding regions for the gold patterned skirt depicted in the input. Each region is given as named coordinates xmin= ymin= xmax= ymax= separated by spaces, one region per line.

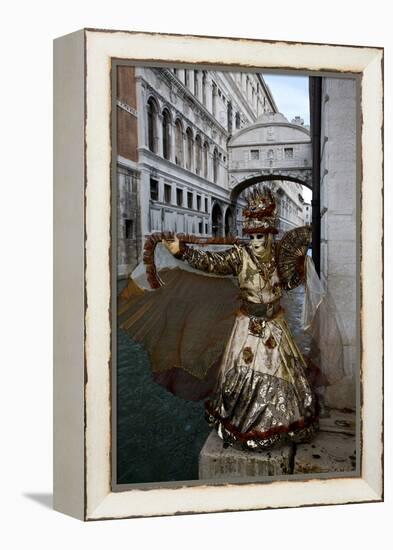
xmin=205 ymin=305 xmax=318 ymax=451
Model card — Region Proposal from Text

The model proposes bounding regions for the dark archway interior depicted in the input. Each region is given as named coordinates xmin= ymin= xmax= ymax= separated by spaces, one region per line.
xmin=224 ymin=207 xmax=234 ymax=237
xmin=211 ymin=202 xmax=223 ymax=237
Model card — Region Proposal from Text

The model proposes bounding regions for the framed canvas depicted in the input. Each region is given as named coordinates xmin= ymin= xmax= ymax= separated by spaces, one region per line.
xmin=53 ymin=28 xmax=383 ymax=521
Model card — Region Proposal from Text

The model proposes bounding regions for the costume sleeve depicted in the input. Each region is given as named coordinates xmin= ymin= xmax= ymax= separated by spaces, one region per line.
xmin=175 ymin=243 xmax=243 ymax=276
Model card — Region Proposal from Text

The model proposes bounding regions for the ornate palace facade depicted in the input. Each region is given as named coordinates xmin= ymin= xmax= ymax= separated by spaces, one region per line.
xmin=116 ymin=65 xmax=306 ymax=277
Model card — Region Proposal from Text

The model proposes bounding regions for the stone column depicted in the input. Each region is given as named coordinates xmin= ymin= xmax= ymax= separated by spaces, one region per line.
xmin=158 ymin=177 xmax=164 ymax=203
xmin=207 ymin=150 xmax=213 ymax=182
xmin=179 ymin=131 xmax=186 ymax=168
xmin=188 ymin=69 xmax=194 ymax=94
xmin=205 ymin=74 xmax=213 ymax=113
xmin=136 ymin=80 xmax=147 ymax=147
xmin=195 ymin=70 xmax=201 ymax=100
xmin=190 ymin=137 xmax=195 ymax=173
xmin=206 ymin=196 xmax=212 ymax=235
xmin=178 ymin=68 xmax=185 ymax=85
xmin=212 ymin=83 xmax=218 ymax=118
xmin=202 ymin=145 xmax=208 ymax=179
xmin=320 ymin=78 xmax=357 ymax=410
xmin=221 ymin=207 xmax=225 ymax=238
xmin=156 ymin=113 xmax=163 ymax=157
xmin=139 ymin=169 xmax=151 ymax=236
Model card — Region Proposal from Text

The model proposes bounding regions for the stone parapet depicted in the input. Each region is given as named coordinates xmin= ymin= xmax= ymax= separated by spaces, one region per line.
xmin=199 ymin=430 xmax=294 ymax=480
xmin=199 ymin=409 xmax=357 ymax=480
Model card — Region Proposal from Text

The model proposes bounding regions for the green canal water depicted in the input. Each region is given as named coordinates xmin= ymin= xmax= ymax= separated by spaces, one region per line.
xmin=117 ymin=329 xmax=210 ymax=485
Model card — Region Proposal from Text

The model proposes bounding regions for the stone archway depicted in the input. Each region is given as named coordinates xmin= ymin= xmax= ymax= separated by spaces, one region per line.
xmin=230 ymin=172 xmax=318 ymax=268
xmin=229 ymin=173 xmax=310 ymax=203
xmin=211 ymin=202 xmax=223 ymax=237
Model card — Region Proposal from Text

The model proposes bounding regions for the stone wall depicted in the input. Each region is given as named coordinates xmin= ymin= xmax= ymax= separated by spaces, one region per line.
xmin=320 ymin=78 xmax=358 ymax=409
xmin=117 ymin=163 xmax=141 ymax=278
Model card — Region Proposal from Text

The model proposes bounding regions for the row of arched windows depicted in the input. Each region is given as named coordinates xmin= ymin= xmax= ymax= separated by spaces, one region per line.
xmin=146 ymin=96 xmax=220 ymax=183
xmin=173 ymin=69 xmax=208 ymax=109
xmin=172 ymin=69 xmax=246 ymax=135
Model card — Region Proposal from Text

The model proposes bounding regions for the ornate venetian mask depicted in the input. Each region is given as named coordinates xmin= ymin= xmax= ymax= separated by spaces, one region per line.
xmin=249 ymin=233 xmax=269 ymax=254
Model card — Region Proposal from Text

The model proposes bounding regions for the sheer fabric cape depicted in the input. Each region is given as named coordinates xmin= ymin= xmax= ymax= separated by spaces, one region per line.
xmin=118 ymin=239 xmax=344 ymax=401
xmin=118 ymin=244 xmax=240 ymax=400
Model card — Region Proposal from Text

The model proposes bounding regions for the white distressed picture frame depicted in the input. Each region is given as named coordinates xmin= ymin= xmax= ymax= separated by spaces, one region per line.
xmin=53 ymin=29 xmax=383 ymax=521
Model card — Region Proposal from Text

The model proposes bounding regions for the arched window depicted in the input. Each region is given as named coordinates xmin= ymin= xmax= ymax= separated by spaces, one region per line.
xmin=225 ymin=207 xmax=234 ymax=237
xmin=185 ymin=128 xmax=193 ymax=171
xmin=175 ymin=119 xmax=183 ymax=166
xmin=184 ymin=69 xmax=189 ymax=88
xmin=213 ymin=147 xmax=219 ymax=183
xmin=147 ymin=97 xmax=158 ymax=152
xmin=162 ymin=109 xmax=171 ymax=160
xmin=211 ymin=202 xmax=223 ymax=237
xmin=203 ymin=142 xmax=209 ymax=178
xmin=235 ymin=112 xmax=241 ymax=129
xmin=202 ymin=71 xmax=207 ymax=105
xmin=195 ymin=135 xmax=202 ymax=175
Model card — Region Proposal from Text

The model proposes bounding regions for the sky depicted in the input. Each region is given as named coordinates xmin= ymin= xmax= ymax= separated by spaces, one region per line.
xmin=261 ymin=73 xmax=310 ymax=126
xmin=261 ymin=73 xmax=312 ymax=203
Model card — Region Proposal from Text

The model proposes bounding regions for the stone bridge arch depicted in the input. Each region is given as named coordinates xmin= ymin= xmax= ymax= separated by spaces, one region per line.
xmin=230 ymin=172 xmax=311 ymax=203
xmin=228 ymin=111 xmax=312 ymax=198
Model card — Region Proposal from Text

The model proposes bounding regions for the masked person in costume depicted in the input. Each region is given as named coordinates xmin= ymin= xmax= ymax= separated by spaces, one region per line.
xmin=118 ymin=187 xmax=328 ymax=452
xmin=162 ymin=187 xmax=318 ymax=450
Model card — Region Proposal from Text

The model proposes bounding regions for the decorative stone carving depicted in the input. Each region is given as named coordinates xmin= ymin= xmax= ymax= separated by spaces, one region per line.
xmin=116 ymin=100 xmax=138 ymax=118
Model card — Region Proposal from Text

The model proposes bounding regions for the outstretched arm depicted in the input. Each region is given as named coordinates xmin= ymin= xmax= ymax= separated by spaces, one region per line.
xmin=163 ymin=235 xmax=242 ymax=276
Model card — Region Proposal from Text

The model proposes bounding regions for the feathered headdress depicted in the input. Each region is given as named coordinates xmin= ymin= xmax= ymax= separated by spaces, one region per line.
xmin=242 ymin=185 xmax=278 ymax=235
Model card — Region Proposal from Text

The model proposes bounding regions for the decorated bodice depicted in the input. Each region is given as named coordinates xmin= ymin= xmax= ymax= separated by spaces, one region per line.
xmin=180 ymin=243 xmax=282 ymax=305
xmin=237 ymin=247 xmax=282 ymax=305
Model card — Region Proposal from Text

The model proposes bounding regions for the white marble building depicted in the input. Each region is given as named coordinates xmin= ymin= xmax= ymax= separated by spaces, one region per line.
xmin=138 ymin=67 xmax=278 ymax=241
xmin=117 ymin=66 xmax=278 ymax=276
xmin=117 ymin=67 xmax=314 ymax=281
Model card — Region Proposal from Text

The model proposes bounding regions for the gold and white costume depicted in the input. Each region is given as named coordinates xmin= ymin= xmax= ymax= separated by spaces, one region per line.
xmin=119 ymin=187 xmax=320 ymax=451
xmin=178 ymin=241 xmax=318 ymax=450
